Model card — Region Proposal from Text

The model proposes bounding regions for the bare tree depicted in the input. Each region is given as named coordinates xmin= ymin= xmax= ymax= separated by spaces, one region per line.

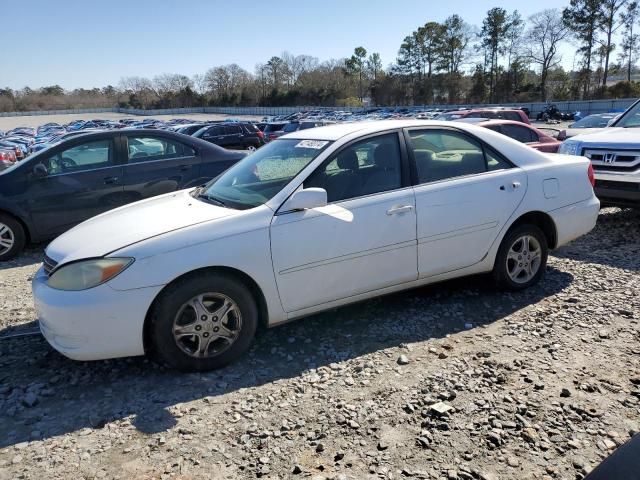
xmin=526 ymin=9 xmax=570 ymax=101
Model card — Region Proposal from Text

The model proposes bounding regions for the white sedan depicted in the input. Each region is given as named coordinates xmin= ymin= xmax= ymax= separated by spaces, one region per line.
xmin=33 ymin=120 xmax=600 ymax=371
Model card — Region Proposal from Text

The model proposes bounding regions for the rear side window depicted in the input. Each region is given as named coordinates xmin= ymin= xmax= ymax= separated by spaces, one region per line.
xmin=127 ymin=136 xmax=190 ymax=162
xmin=224 ymin=125 xmax=242 ymax=135
xmin=408 ymin=129 xmax=510 ymax=183
xmin=501 ymin=124 xmax=537 ymax=143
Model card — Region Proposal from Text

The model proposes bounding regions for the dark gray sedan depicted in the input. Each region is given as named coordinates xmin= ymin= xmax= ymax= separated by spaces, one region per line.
xmin=0 ymin=129 xmax=245 ymax=260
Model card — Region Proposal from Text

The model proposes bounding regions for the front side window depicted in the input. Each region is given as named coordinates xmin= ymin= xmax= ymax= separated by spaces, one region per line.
xmin=305 ymin=133 xmax=402 ymax=202
xmin=43 ymin=139 xmax=112 ymax=175
xmin=408 ymin=129 xmax=509 ymax=183
xmin=198 ymin=138 xmax=331 ymax=210
xmin=127 ymin=137 xmax=188 ymax=162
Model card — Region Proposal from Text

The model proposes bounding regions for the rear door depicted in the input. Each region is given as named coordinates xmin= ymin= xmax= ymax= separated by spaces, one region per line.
xmin=223 ymin=125 xmax=243 ymax=149
xmin=28 ymin=136 xmax=125 ymax=236
xmin=121 ymin=134 xmax=201 ymax=202
xmin=406 ymin=127 xmax=527 ymax=278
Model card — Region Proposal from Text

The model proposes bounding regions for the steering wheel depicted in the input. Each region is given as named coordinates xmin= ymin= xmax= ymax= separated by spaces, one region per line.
xmin=59 ymin=156 xmax=77 ymax=170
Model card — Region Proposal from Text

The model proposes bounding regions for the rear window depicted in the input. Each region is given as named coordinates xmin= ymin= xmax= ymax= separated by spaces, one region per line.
xmin=264 ymin=123 xmax=286 ymax=133
xmin=283 ymin=123 xmax=300 ymax=133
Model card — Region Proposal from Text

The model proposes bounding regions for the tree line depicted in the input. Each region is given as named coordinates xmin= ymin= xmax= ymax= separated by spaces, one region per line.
xmin=1 ymin=0 xmax=639 ymax=113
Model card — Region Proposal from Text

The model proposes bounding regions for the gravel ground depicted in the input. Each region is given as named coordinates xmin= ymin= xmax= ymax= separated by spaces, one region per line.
xmin=0 ymin=207 xmax=638 ymax=480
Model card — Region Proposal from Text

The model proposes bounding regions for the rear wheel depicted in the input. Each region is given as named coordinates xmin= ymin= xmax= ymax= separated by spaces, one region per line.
xmin=150 ymin=272 xmax=258 ymax=371
xmin=493 ymin=224 xmax=548 ymax=290
xmin=0 ymin=214 xmax=26 ymax=261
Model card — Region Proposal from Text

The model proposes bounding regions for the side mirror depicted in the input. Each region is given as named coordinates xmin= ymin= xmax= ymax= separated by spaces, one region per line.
xmin=281 ymin=188 xmax=327 ymax=212
xmin=33 ymin=163 xmax=48 ymax=177
xmin=606 ymin=118 xmax=616 ymax=127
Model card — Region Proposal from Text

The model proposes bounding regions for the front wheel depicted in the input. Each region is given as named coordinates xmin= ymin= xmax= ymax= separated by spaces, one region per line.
xmin=150 ymin=273 xmax=258 ymax=371
xmin=493 ymin=224 xmax=548 ymax=291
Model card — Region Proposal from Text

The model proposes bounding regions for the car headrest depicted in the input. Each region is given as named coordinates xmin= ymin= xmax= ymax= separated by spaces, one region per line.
xmin=374 ymin=143 xmax=398 ymax=170
xmin=337 ymin=150 xmax=359 ymax=170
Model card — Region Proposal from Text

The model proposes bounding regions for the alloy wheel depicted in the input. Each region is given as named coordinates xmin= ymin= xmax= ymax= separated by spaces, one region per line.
xmin=0 ymin=222 xmax=15 ymax=256
xmin=172 ymin=293 xmax=242 ymax=358
xmin=506 ymin=234 xmax=542 ymax=284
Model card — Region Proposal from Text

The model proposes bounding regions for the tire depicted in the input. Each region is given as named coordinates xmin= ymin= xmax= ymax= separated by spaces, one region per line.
xmin=493 ymin=224 xmax=548 ymax=291
xmin=149 ymin=272 xmax=258 ymax=371
xmin=0 ymin=213 xmax=26 ymax=262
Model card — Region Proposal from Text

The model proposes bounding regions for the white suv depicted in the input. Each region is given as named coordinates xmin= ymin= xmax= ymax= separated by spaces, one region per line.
xmin=559 ymin=99 xmax=640 ymax=208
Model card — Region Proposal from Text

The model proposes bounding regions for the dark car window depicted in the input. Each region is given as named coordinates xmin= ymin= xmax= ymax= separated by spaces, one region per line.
xmin=43 ymin=139 xmax=113 ymax=175
xmin=305 ymin=133 xmax=402 ymax=202
xmin=283 ymin=123 xmax=300 ymax=133
xmin=224 ymin=125 xmax=242 ymax=135
xmin=205 ymin=126 xmax=224 ymax=136
xmin=264 ymin=123 xmax=286 ymax=133
xmin=127 ymin=136 xmax=189 ymax=162
xmin=502 ymin=111 xmax=522 ymax=122
xmin=501 ymin=124 xmax=537 ymax=143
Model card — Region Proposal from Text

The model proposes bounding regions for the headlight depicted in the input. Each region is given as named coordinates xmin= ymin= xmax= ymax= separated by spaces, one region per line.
xmin=47 ymin=258 xmax=134 ymax=291
xmin=558 ymin=141 xmax=579 ymax=156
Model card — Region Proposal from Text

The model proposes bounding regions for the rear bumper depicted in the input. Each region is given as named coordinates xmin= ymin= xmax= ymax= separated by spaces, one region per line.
xmin=549 ymin=196 xmax=600 ymax=247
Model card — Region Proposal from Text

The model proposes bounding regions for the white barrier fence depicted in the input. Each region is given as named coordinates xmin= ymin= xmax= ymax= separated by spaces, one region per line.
xmin=0 ymin=98 xmax=636 ymax=118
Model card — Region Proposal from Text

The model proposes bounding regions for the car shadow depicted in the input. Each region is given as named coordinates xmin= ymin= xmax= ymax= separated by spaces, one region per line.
xmin=553 ymin=207 xmax=639 ymax=271
xmin=0 ymin=266 xmax=573 ymax=448
xmin=0 ymin=245 xmax=45 ymax=271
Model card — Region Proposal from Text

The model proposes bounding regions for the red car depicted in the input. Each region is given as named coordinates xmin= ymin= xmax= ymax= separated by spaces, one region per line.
xmin=457 ymin=119 xmax=561 ymax=153
xmin=439 ymin=108 xmax=531 ymax=125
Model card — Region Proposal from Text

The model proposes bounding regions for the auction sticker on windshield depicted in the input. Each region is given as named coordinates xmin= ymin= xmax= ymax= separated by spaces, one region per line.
xmin=295 ymin=140 xmax=329 ymax=149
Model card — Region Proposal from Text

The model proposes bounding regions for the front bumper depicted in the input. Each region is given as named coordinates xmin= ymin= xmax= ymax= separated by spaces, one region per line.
xmin=594 ymin=171 xmax=640 ymax=207
xmin=32 ymin=267 xmax=163 ymax=361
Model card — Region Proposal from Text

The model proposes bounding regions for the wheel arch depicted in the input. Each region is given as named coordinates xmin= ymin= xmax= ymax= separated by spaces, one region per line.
xmin=142 ymin=266 xmax=269 ymax=355
xmin=506 ymin=211 xmax=558 ymax=249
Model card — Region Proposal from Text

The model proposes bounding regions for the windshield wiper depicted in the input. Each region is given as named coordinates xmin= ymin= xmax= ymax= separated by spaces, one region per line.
xmin=198 ymin=192 xmax=226 ymax=207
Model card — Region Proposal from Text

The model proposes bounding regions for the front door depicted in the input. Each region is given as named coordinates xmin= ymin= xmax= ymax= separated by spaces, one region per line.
xmin=406 ymin=127 xmax=527 ymax=278
xmin=122 ymin=134 xmax=201 ymax=201
xmin=270 ymin=132 xmax=418 ymax=313
xmin=28 ymin=137 xmax=125 ymax=237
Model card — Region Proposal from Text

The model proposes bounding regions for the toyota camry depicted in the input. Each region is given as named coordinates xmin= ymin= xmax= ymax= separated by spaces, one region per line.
xmin=33 ymin=120 xmax=600 ymax=371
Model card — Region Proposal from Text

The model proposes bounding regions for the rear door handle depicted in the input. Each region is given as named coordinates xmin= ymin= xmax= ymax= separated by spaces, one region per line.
xmin=103 ymin=176 xmax=119 ymax=185
xmin=179 ymin=165 xmax=191 ymax=171
xmin=386 ymin=205 xmax=414 ymax=215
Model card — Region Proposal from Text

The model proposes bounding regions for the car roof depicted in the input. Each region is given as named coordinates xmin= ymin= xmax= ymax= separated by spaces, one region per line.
xmin=281 ymin=119 xmax=500 ymax=141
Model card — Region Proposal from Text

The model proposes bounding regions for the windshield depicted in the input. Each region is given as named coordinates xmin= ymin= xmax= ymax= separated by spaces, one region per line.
xmin=572 ymin=115 xmax=615 ymax=128
xmin=612 ymin=100 xmax=640 ymax=128
xmin=197 ymin=138 xmax=331 ymax=210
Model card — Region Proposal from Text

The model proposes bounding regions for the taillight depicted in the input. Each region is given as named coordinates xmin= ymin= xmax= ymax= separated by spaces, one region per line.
xmin=269 ymin=134 xmax=277 ymax=139
xmin=256 ymin=131 xmax=264 ymax=139
xmin=0 ymin=151 xmax=16 ymax=162
xmin=587 ymin=163 xmax=595 ymax=187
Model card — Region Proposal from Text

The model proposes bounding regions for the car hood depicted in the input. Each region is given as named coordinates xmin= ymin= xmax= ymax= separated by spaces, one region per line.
xmin=46 ymin=189 xmax=238 ymax=265
xmin=563 ymin=127 xmax=608 ymax=138
xmin=569 ymin=127 xmax=639 ymax=145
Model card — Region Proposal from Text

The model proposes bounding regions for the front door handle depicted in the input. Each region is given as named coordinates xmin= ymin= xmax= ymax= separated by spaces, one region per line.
xmin=500 ymin=181 xmax=521 ymax=191
xmin=103 ymin=176 xmax=119 ymax=185
xmin=386 ymin=205 xmax=414 ymax=215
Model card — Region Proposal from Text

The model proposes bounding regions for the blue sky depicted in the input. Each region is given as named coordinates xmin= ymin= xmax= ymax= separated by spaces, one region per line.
xmin=6 ymin=0 xmax=580 ymax=90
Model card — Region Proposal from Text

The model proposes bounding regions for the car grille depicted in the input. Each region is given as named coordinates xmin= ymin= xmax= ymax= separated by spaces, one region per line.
xmin=582 ymin=148 xmax=640 ymax=172
xmin=43 ymin=254 xmax=58 ymax=276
